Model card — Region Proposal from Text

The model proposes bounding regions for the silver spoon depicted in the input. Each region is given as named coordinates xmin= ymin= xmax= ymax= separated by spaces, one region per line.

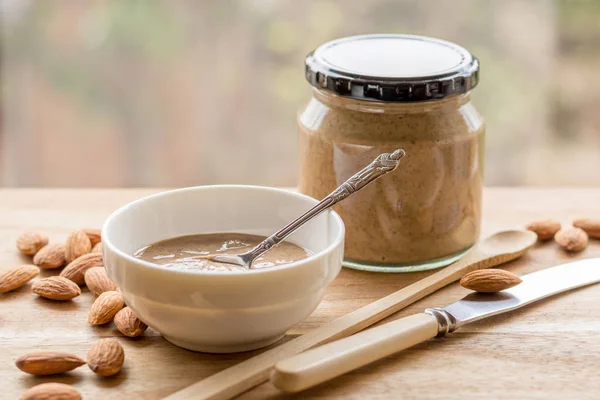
xmin=205 ymin=149 xmax=406 ymax=268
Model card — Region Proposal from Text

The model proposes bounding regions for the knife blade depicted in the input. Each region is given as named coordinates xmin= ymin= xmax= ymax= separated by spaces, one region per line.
xmin=431 ymin=257 xmax=600 ymax=335
xmin=271 ymin=258 xmax=600 ymax=393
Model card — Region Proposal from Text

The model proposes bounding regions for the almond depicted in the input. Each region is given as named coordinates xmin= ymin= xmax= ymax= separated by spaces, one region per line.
xmin=460 ymin=269 xmax=522 ymax=293
xmin=91 ymin=241 xmax=103 ymax=254
xmin=84 ymin=267 xmax=116 ymax=296
xmin=60 ymin=253 xmax=103 ymax=285
xmin=84 ymin=228 xmax=102 ymax=247
xmin=16 ymin=351 xmax=86 ymax=375
xmin=525 ymin=219 xmax=561 ymax=241
xmin=555 ymin=227 xmax=588 ymax=252
xmin=88 ymin=291 xmax=124 ymax=325
xmin=0 ymin=265 xmax=40 ymax=293
xmin=33 ymin=244 xmax=66 ymax=269
xmin=87 ymin=339 xmax=125 ymax=377
xmin=21 ymin=383 xmax=81 ymax=400
xmin=65 ymin=230 xmax=92 ymax=263
xmin=573 ymin=218 xmax=600 ymax=239
xmin=32 ymin=277 xmax=81 ymax=301
xmin=16 ymin=231 xmax=49 ymax=256
xmin=114 ymin=307 xmax=148 ymax=337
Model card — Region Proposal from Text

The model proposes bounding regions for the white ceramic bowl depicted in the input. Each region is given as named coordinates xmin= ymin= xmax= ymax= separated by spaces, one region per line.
xmin=102 ymin=185 xmax=345 ymax=353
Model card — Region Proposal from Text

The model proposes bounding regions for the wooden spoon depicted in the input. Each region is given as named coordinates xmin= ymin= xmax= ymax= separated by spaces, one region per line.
xmin=163 ymin=229 xmax=537 ymax=400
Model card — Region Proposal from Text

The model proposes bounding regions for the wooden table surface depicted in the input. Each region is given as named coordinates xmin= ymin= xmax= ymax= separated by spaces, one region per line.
xmin=2 ymin=188 xmax=600 ymax=400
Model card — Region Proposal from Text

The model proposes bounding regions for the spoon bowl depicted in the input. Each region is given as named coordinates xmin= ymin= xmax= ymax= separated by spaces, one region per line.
xmin=478 ymin=229 xmax=537 ymax=258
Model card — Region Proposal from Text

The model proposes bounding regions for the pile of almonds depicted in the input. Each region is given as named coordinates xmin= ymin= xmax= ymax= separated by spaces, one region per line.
xmin=526 ymin=218 xmax=600 ymax=252
xmin=2 ymin=229 xmax=148 ymax=399
xmin=459 ymin=217 xmax=600 ymax=295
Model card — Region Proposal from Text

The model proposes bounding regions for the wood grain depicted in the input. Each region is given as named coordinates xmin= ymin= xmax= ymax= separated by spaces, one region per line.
xmin=1 ymin=188 xmax=600 ymax=399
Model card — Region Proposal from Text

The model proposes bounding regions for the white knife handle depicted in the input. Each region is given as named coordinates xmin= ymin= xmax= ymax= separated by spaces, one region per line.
xmin=270 ymin=313 xmax=439 ymax=393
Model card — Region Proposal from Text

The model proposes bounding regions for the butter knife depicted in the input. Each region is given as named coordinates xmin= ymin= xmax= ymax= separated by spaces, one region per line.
xmin=271 ymin=258 xmax=600 ymax=393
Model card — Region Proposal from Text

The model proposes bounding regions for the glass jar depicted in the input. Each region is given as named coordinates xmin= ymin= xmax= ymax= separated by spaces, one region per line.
xmin=298 ymin=34 xmax=485 ymax=272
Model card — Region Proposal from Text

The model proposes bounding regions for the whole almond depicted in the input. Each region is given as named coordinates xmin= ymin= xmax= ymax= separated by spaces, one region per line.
xmin=60 ymin=253 xmax=103 ymax=285
xmin=555 ymin=227 xmax=588 ymax=252
xmin=16 ymin=231 xmax=49 ymax=256
xmin=0 ymin=265 xmax=40 ymax=293
xmin=16 ymin=351 xmax=86 ymax=375
xmin=573 ymin=218 xmax=600 ymax=239
xmin=91 ymin=241 xmax=103 ymax=254
xmin=87 ymin=339 xmax=125 ymax=376
xmin=84 ymin=267 xmax=116 ymax=296
xmin=33 ymin=244 xmax=66 ymax=269
xmin=32 ymin=277 xmax=81 ymax=301
xmin=525 ymin=219 xmax=561 ymax=241
xmin=65 ymin=230 xmax=92 ymax=263
xmin=460 ymin=269 xmax=522 ymax=293
xmin=114 ymin=307 xmax=148 ymax=337
xmin=21 ymin=383 xmax=81 ymax=400
xmin=84 ymin=228 xmax=102 ymax=247
xmin=88 ymin=291 xmax=124 ymax=325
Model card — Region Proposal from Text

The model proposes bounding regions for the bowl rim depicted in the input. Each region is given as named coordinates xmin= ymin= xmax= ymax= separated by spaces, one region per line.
xmin=101 ymin=185 xmax=345 ymax=277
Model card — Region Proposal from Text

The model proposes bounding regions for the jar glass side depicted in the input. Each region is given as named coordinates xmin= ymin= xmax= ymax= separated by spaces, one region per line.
xmin=298 ymin=89 xmax=485 ymax=272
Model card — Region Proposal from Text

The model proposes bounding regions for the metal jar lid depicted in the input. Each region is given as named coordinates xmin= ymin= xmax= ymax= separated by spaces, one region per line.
xmin=305 ymin=34 xmax=479 ymax=102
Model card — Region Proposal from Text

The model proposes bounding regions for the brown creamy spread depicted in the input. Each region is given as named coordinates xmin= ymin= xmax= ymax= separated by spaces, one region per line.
xmin=133 ymin=233 xmax=312 ymax=272
xmin=298 ymin=90 xmax=484 ymax=266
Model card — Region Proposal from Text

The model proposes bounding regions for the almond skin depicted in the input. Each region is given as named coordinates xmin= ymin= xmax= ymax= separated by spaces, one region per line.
xmin=87 ymin=339 xmax=125 ymax=377
xmin=84 ymin=228 xmax=102 ymax=247
xmin=0 ymin=265 xmax=40 ymax=293
xmin=460 ymin=269 xmax=522 ymax=293
xmin=88 ymin=291 xmax=124 ymax=325
xmin=91 ymin=241 xmax=103 ymax=254
xmin=573 ymin=218 xmax=600 ymax=239
xmin=60 ymin=253 xmax=103 ymax=285
xmin=525 ymin=219 xmax=561 ymax=241
xmin=16 ymin=351 xmax=86 ymax=375
xmin=114 ymin=307 xmax=148 ymax=337
xmin=555 ymin=227 xmax=588 ymax=252
xmin=16 ymin=231 xmax=49 ymax=256
xmin=65 ymin=230 xmax=92 ymax=263
xmin=33 ymin=244 xmax=66 ymax=269
xmin=84 ymin=267 xmax=116 ymax=296
xmin=32 ymin=277 xmax=81 ymax=301
xmin=21 ymin=383 xmax=82 ymax=400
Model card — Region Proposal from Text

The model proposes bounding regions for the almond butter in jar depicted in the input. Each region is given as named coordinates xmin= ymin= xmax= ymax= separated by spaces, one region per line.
xmin=298 ymin=34 xmax=484 ymax=272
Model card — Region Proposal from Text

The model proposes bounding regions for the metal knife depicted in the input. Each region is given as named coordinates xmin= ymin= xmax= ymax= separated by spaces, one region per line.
xmin=270 ymin=258 xmax=600 ymax=393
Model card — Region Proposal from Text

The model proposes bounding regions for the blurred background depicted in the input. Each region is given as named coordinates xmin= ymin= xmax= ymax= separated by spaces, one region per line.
xmin=0 ymin=0 xmax=599 ymax=187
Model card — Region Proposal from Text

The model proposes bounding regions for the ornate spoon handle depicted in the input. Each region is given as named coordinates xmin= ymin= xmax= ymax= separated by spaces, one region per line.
xmin=241 ymin=149 xmax=405 ymax=266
